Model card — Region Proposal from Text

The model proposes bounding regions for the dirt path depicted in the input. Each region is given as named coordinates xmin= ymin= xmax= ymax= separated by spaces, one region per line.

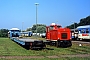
xmin=0 ymin=54 xmax=90 ymax=59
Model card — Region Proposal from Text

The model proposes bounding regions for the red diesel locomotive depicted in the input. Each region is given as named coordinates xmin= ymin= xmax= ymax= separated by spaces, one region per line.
xmin=46 ymin=23 xmax=72 ymax=47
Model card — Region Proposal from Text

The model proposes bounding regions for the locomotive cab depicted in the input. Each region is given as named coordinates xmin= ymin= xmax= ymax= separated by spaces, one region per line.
xmin=46 ymin=23 xmax=72 ymax=47
xmin=49 ymin=23 xmax=61 ymax=30
xmin=8 ymin=28 xmax=20 ymax=38
xmin=11 ymin=30 xmax=20 ymax=37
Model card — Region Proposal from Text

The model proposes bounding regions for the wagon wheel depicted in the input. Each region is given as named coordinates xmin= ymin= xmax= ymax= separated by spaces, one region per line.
xmin=30 ymin=43 xmax=33 ymax=50
xmin=30 ymin=45 xmax=33 ymax=50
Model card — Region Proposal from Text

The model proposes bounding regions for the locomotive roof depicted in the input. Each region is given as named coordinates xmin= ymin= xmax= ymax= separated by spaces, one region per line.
xmin=77 ymin=25 xmax=90 ymax=29
xmin=10 ymin=28 xmax=20 ymax=30
xmin=50 ymin=23 xmax=61 ymax=26
xmin=50 ymin=24 xmax=61 ymax=26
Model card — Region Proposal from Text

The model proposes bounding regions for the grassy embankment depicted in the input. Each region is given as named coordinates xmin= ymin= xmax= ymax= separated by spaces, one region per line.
xmin=0 ymin=37 xmax=90 ymax=60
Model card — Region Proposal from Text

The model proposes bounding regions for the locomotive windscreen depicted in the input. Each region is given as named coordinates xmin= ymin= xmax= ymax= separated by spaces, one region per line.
xmin=57 ymin=25 xmax=61 ymax=28
xmin=61 ymin=33 xmax=67 ymax=39
xmin=12 ymin=33 xmax=19 ymax=37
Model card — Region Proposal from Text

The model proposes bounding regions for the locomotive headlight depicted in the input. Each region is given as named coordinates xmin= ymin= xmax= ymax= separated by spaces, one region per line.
xmin=58 ymin=38 xmax=59 ymax=39
xmin=58 ymin=32 xmax=60 ymax=34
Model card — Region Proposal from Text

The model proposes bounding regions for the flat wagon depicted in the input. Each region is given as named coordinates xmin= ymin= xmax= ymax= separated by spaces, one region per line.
xmin=8 ymin=28 xmax=46 ymax=49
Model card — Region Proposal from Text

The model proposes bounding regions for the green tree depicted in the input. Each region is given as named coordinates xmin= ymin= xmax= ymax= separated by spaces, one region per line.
xmin=66 ymin=15 xmax=90 ymax=29
xmin=78 ymin=16 xmax=90 ymax=26
xmin=26 ymin=28 xmax=32 ymax=31
xmin=66 ymin=23 xmax=78 ymax=29
xmin=0 ymin=29 xmax=9 ymax=37
xmin=37 ymin=26 xmax=46 ymax=33
xmin=28 ymin=24 xmax=46 ymax=33
xmin=32 ymin=25 xmax=36 ymax=33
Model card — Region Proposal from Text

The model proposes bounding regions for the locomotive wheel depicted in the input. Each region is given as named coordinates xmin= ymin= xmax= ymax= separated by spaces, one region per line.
xmin=50 ymin=41 xmax=52 ymax=46
xmin=56 ymin=41 xmax=59 ymax=47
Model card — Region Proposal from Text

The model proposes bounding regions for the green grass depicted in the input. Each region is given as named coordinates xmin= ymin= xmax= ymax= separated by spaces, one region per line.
xmin=0 ymin=37 xmax=90 ymax=60
xmin=0 ymin=38 xmax=90 ymax=59
xmin=0 ymin=57 xmax=90 ymax=60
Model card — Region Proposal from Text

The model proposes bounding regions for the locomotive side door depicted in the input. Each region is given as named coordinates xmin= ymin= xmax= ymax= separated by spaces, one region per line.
xmin=50 ymin=30 xmax=58 ymax=40
xmin=46 ymin=27 xmax=50 ymax=40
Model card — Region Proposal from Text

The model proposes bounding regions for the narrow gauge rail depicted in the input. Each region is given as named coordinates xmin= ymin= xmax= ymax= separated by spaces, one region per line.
xmin=11 ymin=37 xmax=46 ymax=49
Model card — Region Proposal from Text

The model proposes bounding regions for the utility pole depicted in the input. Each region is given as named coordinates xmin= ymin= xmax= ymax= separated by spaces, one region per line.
xmin=35 ymin=3 xmax=39 ymax=39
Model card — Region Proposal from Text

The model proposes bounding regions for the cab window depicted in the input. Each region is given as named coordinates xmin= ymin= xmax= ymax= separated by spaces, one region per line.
xmin=50 ymin=26 xmax=54 ymax=30
xmin=57 ymin=26 xmax=61 ymax=28
xmin=86 ymin=29 xmax=89 ymax=33
xmin=78 ymin=30 xmax=81 ymax=33
xmin=81 ymin=29 xmax=85 ymax=33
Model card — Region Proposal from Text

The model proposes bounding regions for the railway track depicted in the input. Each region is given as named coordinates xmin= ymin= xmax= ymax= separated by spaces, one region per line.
xmin=72 ymin=41 xmax=90 ymax=44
